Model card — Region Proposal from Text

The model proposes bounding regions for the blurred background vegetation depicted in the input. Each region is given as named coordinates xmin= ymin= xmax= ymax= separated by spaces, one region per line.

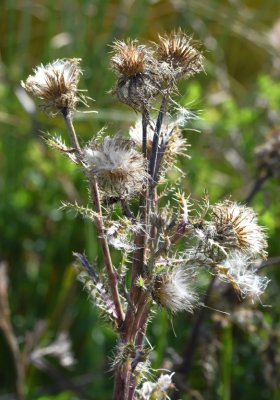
xmin=1 ymin=0 xmax=280 ymax=399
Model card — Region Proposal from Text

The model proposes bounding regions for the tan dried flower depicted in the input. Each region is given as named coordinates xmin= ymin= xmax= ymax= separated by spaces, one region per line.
xmin=156 ymin=29 xmax=204 ymax=80
xmin=110 ymin=40 xmax=162 ymax=111
xmin=210 ymin=200 xmax=267 ymax=258
xmin=254 ymin=128 xmax=280 ymax=179
xmin=21 ymin=58 xmax=83 ymax=114
xmin=83 ymin=137 xmax=147 ymax=197
xmin=152 ymin=267 xmax=197 ymax=313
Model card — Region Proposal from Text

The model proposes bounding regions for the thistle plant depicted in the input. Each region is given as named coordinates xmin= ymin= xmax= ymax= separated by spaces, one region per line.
xmin=21 ymin=30 xmax=269 ymax=400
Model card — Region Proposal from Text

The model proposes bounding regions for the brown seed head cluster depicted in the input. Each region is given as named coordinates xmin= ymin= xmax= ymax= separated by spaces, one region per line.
xmin=21 ymin=58 xmax=83 ymax=114
xmin=156 ymin=30 xmax=204 ymax=79
xmin=254 ymin=128 xmax=280 ymax=179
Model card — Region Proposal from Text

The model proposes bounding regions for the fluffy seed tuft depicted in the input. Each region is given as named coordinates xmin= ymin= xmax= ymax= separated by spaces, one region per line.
xmin=217 ymin=251 xmax=269 ymax=300
xmin=152 ymin=266 xmax=197 ymax=313
xmin=84 ymin=137 xmax=147 ymax=197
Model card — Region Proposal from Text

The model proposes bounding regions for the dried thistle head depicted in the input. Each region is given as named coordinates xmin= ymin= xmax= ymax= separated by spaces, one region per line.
xmin=210 ymin=200 xmax=267 ymax=258
xmin=152 ymin=266 xmax=197 ymax=313
xmin=110 ymin=40 xmax=162 ymax=111
xmin=21 ymin=59 xmax=84 ymax=114
xmin=156 ymin=29 xmax=204 ymax=80
xmin=111 ymin=40 xmax=147 ymax=76
xmin=254 ymin=128 xmax=280 ymax=179
xmin=84 ymin=137 xmax=147 ymax=197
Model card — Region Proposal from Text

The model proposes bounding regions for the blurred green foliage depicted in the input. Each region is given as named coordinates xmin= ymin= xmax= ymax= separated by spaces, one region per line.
xmin=1 ymin=0 xmax=280 ymax=399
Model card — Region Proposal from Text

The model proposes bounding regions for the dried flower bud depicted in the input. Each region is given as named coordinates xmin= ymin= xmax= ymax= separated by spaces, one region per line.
xmin=110 ymin=40 xmax=162 ymax=111
xmin=152 ymin=267 xmax=197 ymax=313
xmin=84 ymin=137 xmax=147 ymax=197
xmin=217 ymin=251 xmax=269 ymax=300
xmin=156 ymin=29 xmax=204 ymax=80
xmin=21 ymin=59 xmax=84 ymax=114
xmin=210 ymin=200 xmax=267 ymax=258
xmin=254 ymin=128 xmax=280 ymax=179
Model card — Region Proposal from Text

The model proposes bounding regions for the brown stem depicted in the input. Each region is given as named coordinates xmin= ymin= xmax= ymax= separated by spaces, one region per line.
xmin=89 ymin=177 xmax=124 ymax=327
xmin=149 ymin=92 xmax=170 ymax=180
xmin=61 ymin=108 xmax=82 ymax=154
xmin=155 ymin=221 xmax=189 ymax=259
xmin=113 ymin=361 xmax=133 ymax=400
xmin=61 ymin=110 xmax=124 ymax=327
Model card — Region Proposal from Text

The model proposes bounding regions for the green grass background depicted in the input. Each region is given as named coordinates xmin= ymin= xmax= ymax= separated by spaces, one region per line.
xmin=1 ymin=0 xmax=280 ymax=399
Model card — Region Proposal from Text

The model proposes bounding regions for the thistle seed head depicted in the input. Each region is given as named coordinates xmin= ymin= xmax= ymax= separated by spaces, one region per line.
xmin=156 ymin=29 xmax=204 ymax=80
xmin=21 ymin=58 xmax=83 ymax=114
xmin=211 ymin=200 xmax=268 ymax=258
xmin=111 ymin=40 xmax=147 ymax=76
xmin=254 ymin=128 xmax=280 ymax=179
xmin=152 ymin=267 xmax=197 ymax=313
xmin=84 ymin=137 xmax=147 ymax=197
xmin=110 ymin=40 xmax=162 ymax=111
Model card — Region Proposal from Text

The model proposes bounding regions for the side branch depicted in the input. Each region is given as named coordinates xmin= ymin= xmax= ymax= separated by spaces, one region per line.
xmin=61 ymin=109 xmax=124 ymax=327
xmin=61 ymin=108 xmax=82 ymax=154
xmin=89 ymin=177 xmax=125 ymax=327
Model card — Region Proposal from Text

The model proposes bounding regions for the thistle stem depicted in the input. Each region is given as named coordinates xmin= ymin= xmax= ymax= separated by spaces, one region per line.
xmin=149 ymin=92 xmax=170 ymax=180
xmin=61 ymin=108 xmax=82 ymax=154
xmin=62 ymin=110 xmax=124 ymax=328
xmin=89 ymin=176 xmax=125 ymax=328
xmin=142 ymin=111 xmax=148 ymax=158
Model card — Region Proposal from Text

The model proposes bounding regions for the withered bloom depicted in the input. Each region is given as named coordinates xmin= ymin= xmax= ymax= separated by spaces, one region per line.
xmin=152 ymin=267 xmax=197 ymax=313
xmin=156 ymin=29 xmax=203 ymax=80
xmin=210 ymin=200 xmax=267 ymax=258
xmin=110 ymin=40 xmax=162 ymax=111
xmin=21 ymin=59 xmax=83 ymax=114
xmin=84 ymin=137 xmax=146 ymax=197
xmin=254 ymin=128 xmax=280 ymax=179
